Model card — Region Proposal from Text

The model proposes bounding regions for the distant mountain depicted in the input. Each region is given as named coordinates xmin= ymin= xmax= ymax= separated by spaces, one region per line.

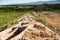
xmin=0 ymin=1 xmax=60 ymax=5
xmin=24 ymin=1 xmax=60 ymax=5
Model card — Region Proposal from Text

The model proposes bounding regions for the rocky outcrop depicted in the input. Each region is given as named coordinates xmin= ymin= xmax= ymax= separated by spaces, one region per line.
xmin=0 ymin=15 xmax=59 ymax=40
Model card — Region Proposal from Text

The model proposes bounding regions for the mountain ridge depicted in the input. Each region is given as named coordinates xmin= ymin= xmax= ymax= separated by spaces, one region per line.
xmin=0 ymin=1 xmax=60 ymax=5
xmin=25 ymin=1 xmax=60 ymax=5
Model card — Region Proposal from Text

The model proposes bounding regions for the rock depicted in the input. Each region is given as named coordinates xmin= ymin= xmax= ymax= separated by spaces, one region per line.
xmin=0 ymin=16 xmax=59 ymax=40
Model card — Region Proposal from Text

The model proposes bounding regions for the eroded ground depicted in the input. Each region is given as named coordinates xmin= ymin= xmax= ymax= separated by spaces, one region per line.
xmin=0 ymin=14 xmax=60 ymax=40
xmin=40 ymin=12 xmax=60 ymax=27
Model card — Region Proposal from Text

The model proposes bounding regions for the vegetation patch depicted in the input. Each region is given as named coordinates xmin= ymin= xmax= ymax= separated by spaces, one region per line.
xmin=0 ymin=10 xmax=28 ymax=31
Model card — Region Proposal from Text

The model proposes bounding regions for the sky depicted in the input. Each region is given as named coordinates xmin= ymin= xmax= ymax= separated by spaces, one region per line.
xmin=0 ymin=0 xmax=60 ymax=5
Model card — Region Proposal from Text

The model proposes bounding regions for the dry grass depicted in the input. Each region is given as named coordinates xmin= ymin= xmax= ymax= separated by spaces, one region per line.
xmin=42 ymin=12 xmax=60 ymax=27
xmin=39 ymin=11 xmax=60 ymax=34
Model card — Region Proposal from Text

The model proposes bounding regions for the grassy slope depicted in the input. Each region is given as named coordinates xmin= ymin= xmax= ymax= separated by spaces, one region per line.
xmin=0 ymin=11 xmax=27 ymax=31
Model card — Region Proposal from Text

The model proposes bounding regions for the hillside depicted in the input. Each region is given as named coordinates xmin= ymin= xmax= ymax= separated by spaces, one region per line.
xmin=0 ymin=14 xmax=60 ymax=40
xmin=0 ymin=4 xmax=60 ymax=40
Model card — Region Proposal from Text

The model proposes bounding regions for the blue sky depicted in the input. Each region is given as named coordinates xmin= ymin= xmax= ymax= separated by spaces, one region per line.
xmin=0 ymin=0 xmax=59 ymax=5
